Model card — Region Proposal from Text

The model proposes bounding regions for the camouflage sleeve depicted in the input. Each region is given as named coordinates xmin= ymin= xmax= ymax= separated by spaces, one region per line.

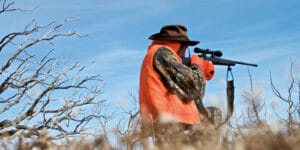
xmin=153 ymin=47 xmax=206 ymax=101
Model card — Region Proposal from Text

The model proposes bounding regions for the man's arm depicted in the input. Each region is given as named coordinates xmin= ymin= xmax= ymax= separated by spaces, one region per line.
xmin=153 ymin=47 xmax=206 ymax=101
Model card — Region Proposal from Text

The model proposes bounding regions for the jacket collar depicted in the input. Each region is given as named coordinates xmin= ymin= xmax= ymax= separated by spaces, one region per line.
xmin=149 ymin=40 xmax=182 ymax=61
xmin=150 ymin=40 xmax=181 ymax=53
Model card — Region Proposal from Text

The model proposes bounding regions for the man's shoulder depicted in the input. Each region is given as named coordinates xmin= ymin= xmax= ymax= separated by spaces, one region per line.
xmin=153 ymin=47 xmax=178 ymax=66
xmin=155 ymin=47 xmax=174 ymax=56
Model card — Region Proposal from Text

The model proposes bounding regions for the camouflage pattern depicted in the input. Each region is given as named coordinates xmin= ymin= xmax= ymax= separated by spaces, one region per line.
xmin=201 ymin=107 xmax=222 ymax=126
xmin=153 ymin=47 xmax=206 ymax=102
xmin=153 ymin=47 xmax=223 ymax=126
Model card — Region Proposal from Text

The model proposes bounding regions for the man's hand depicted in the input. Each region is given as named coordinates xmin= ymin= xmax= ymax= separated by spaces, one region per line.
xmin=190 ymin=55 xmax=216 ymax=80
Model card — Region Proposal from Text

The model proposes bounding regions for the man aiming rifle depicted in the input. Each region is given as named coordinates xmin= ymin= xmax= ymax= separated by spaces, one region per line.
xmin=139 ymin=24 xmax=216 ymax=145
xmin=139 ymin=24 xmax=257 ymax=146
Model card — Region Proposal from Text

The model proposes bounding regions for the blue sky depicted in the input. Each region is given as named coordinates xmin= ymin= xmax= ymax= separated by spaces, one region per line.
xmin=1 ymin=0 xmax=300 ymax=127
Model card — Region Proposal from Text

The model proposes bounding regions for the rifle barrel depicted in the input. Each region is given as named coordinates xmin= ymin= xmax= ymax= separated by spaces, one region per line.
xmin=204 ymin=56 xmax=258 ymax=67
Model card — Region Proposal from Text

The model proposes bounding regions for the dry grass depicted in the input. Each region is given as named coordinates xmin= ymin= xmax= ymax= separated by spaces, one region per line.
xmin=0 ymin=122 xmax=298 ymax=150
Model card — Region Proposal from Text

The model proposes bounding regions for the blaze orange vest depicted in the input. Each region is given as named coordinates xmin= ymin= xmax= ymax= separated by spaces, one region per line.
xmin=139 ymin=41 xmax=200 ymax=125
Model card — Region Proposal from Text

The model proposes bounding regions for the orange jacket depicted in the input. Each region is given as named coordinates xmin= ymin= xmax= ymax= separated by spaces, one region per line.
xmin=139 ymin=41 xmax=200 ymax=125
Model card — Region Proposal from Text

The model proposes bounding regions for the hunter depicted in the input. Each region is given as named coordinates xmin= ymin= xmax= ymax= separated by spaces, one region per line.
xmin=139 ymin=24 xmax=216 ymax=145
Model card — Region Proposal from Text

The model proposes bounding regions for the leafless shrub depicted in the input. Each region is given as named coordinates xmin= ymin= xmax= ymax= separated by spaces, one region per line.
xmin=114 ymin=89 xmax=143 ymax=150
xmin=0 ymin=0 xmax=31 ymax=14
xmin=0 ymin=0 xmax=106 ymax=143
xmin=270 ymin=62 xmax=300 ymax=134
xmin=242 ymin=69 xmax=265 ymax=126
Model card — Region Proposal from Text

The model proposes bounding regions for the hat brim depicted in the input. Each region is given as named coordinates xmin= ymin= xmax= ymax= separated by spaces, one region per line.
xmin=149 ymin=34 xmax=200 ymax=46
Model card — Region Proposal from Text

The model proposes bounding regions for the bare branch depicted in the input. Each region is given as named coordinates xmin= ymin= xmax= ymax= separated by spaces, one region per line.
xmin=242 ymin=68 xmax=264 ymax=127
xmin=0 ymin=1 xmax=109 ymax=142
xmin=0 ymin=57 xmax=105 ymax=139
xmin=0 ymin=20 xmax=76 ymax=75
xmin=270 ymin=72 xmax=289 ymax=103
xmin=0 ymin=0 xmax=34 ymax=14
xmin=270 ymin=62 xmax=300 ymax=135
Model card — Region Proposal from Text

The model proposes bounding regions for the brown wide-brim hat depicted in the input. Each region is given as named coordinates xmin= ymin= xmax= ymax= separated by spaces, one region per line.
xmin=149 ymin=24 xmax=200 ymax=46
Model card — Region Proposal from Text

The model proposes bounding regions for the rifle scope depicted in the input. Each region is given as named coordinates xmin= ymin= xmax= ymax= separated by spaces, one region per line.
xmin=194 ymin=47 xmax=223 ymax=57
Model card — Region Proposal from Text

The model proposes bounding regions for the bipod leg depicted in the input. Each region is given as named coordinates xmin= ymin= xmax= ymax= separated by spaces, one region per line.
xmin=216 ymin=66 xmax=235 ymax=128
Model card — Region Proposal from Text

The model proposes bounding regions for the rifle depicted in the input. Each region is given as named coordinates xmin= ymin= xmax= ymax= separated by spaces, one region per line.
xmin=194 ymin=47 xmax=257 ymax=67
xmin=193 ymin=47 xmax=257 ymax=128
